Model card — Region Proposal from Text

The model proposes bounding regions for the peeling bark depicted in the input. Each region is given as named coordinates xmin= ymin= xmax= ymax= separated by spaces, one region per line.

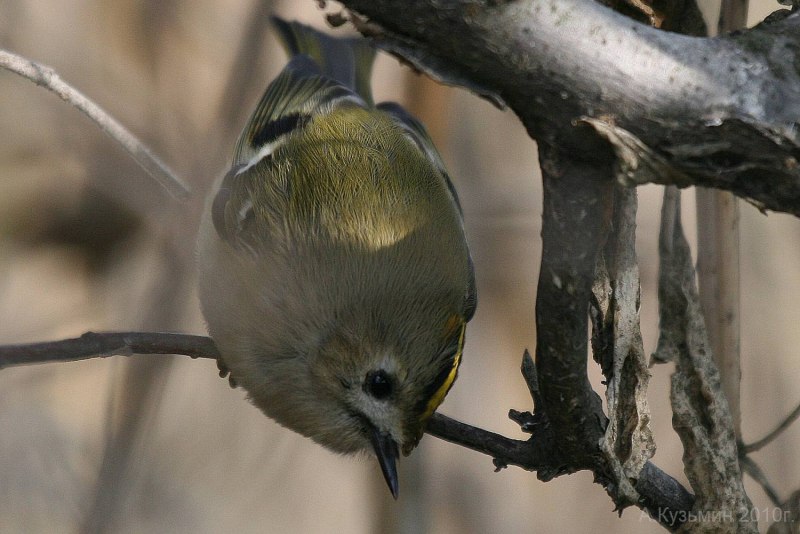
xmin=591 ymin=187 xmax=654 ymax=508
xmin=656 ymin=188 xmax=755 ymax=533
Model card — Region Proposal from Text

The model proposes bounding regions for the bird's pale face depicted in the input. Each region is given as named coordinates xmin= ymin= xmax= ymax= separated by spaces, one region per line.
xmin=309 ymin=310 xmax=466 ymax=497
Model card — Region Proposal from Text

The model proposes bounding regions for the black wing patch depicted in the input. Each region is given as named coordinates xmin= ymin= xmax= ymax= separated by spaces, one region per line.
xmin=234 ymin=55 xmax=366 ymax=166
xmin=251 ymin=113 xmax=310 ymax=148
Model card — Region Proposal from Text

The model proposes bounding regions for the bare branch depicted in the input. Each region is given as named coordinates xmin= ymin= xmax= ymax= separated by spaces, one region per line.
xmin=429 ymin=408 xmax=693 ymax=530
xmin=425 ymin=414 xmax=535 ymax=469
xmin=523 ymin=146 xmax=695 ymax=529
xmin=532 ymin=144 xmax=610 ymax=469
xmin=0 ymin=49 xmax=191 ymax=201
xmin=740 ymin=456 xmax=782 ymax=508
xmin=0 ymin=331 xmax=218 ymax=369
xmin=744 ymin=401 xmax=800 ymax=454
xmin=339 ymin=0 xmax=800 ymax=216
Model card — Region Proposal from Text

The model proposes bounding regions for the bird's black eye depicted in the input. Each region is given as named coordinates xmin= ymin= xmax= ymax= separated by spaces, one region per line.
xmin=364 ymin=370 xmax=393 ymax=400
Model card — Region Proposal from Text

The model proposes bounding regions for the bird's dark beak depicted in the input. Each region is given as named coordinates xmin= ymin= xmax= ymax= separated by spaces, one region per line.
xmin=370 ymin=426 xmax=400 ymax=499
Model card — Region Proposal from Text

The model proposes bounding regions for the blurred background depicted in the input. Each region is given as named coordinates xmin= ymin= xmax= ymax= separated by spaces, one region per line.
xmin=0 ymin=1 xmax=798 ymax=532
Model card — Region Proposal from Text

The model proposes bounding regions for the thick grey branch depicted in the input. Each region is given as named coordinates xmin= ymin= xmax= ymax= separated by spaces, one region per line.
xmin=339 ymin=0 xmax=800 ymax=216
xmin=532 ymin=144 xmax=609 ymax=474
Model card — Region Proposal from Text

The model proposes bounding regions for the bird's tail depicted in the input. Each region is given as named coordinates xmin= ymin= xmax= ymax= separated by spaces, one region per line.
xmin=271 ymin=17 xmax=376 ymax=105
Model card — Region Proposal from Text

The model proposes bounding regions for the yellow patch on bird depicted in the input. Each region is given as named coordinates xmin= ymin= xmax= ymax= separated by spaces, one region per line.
xmin=337 ymin=215 xmax=417 ymax=251
xmin=442 ymin=313 xmax=463 ymax=339
xmin=284 ymin=108 xmax=441 ymax=252
xmin=420 ymin=319 xmax=466 ymax=422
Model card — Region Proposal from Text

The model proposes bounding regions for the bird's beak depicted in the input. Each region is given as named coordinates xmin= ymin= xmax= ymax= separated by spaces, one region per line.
xmin=370 ymin=425 xmax=400 ymax=499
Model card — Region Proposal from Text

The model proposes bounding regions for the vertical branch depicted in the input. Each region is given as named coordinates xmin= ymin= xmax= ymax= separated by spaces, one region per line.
xmin=534 ymin=144 xmax=611 ymax=470
xmin=695 ymin=190 xmax=741 ymax=434
xmin=717 ymin=0 xmax=749 ymax=36
xmin=695 ymin=0 xmax=747 ymax=438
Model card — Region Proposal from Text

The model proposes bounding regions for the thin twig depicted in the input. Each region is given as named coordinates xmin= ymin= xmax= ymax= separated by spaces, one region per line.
xmin=0 ymin=49 xmax=191 ymax=201
xmin=0 ymin=331 xmax=218 ymax=369
xmin=425 ymin=413 xmax=533 ymax=467
xmin=744 ymin=401 xmax=800 ymax=454
xmin=740 ymin=456 xmax=782 ymax=507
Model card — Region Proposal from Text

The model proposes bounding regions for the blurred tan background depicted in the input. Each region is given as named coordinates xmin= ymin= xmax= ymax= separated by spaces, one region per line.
xmin=0 ymin=1 xmax=798 ymax=532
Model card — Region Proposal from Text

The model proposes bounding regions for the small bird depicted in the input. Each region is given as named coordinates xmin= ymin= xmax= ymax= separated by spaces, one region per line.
xmin=197 ymin=17 xmax=475 ymax=498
